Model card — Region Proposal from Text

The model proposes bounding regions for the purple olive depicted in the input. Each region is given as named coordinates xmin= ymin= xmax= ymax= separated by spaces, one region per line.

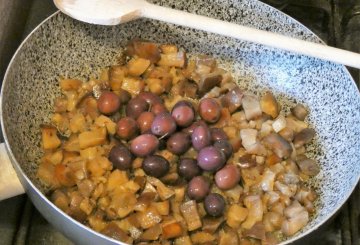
xmin=137 ymin=91 xmax=162 ymax=106
xmin=178 ymin=158 xmax=201 ymax=180
xmin=210 ymin=128 xmax=228 ymax=142
xmin=151 ymin=103 xmax=168 ymax=115
xmin=126 ymin=97 xmax=149 ymax=119
xmin=214 ymin=140 xmax=233 ymax=159
xmin=142 ymin=155 xmax=170 ymax=178
xmin=137 ymin=111 xmax=155 ymax=134
xmin=130 ymin=134 xmax=159 ymax=157
xmin=109 ymin=145 xmax=133 ymax=170
xmin=187 ymin=176 xmax=210 ymax=201
xmin=151 ymin=112 xmax=177 ymax=137
xmin=215 ymin=165 xmax=241 ymax=190
xmin=191 ymin=124 xmax=212 ymax=151
xmin=171 ymin=101 xmax=195 ymax=127
xmin=166 ymin=132 xmax=191 ymax=155
xmin=197 ymin=146 xmax=226 ymax=172
xmin=116 ymin=117 xmax=139 ymax=140
xmin=204 ymin=193 xmax=226 ymax=217
xmin=97 ymin=91 xmax=121 ymax=115
xmin=198 ymin=98 xmax=221 ymax=123
xmin=182 ymin=120 xmax=207 ymax=135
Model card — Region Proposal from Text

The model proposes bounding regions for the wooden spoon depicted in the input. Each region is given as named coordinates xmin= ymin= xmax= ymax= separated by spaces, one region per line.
xmin=54 ymin=0 xmax=360 ymax=69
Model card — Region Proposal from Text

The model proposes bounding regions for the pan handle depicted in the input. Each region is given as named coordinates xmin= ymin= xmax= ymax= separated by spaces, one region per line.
xmin=0 ymin=143 xmax=25 ymax=201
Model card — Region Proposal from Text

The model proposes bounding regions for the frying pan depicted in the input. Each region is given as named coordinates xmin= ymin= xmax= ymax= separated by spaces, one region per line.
xmin=0 ymin=0 xmax=359 ymax=244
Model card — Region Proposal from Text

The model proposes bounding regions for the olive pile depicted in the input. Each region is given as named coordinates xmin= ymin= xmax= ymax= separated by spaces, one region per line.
xmin=98 ymin=90 xmax=239 ymax=217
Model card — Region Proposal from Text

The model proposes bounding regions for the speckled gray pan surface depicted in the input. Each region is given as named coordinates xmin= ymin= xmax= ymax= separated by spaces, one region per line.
xmin=1 ymin=0 xmax=360 ymax=244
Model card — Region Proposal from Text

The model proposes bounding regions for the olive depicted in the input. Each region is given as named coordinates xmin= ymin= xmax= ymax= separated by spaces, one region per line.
xmin=178 ymin=158 xmax=201 ymax=180
xmin=138 ymin=91 xmax=162 ymax=106
xmin=109 ymin=145 xmax=133 ymax=170
xmin=198 ymin=98 xmax=221 ymax=123
xmin=130 ymin=134 xmax=159 ymax=157
xmin=215 ymin=165 xmax=241 ymax=190
xmin=197 ymin=146 xmax=226 ymax=172
xmin=151 ymin=112 xmax=177 ymax=137
xmin=182 ymin=120 xmax=207 ymax=135
xmin=171 ymin=101 xmax=195 ymax=127
xmin=126 ymin=97 xmax=149 ymax=119
xmin=214 ymin=140 xmax=233 ymax=159
xmin=137 ymin=111 xmax=155 ymax=134
xmin=204 ymin=193 xmax=226 ymax=217
xmin=117 ymin=89 xmax=131 ymax=104
xmin=97 ymin=91 xmax=121 ymax=115
xmin=116 ymin=117 xmax=139 ymax=140
xmin=151 ymin=103 xmax=168 ymax=115
xmin=187 ymin=176 xmax=210 ymax=201
xmin=142 ymin=155 xmax=170 ymax=178
xmin=191 ymin=124 xmax=212 ymax=151
xmin=210 ymin=128 xmax=228 ymax=141
xmin=166 ymin=132 xmax=191 ymax=155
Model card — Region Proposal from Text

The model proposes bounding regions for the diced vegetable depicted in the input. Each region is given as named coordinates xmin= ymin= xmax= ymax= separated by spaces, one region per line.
xmin=158 ymin=52 xmax=186 ymax=68
xmin=60 ymin=79 xmax=82 ymax=91
xmin=41 ymin=125 xmax=61 ymax=150
xmin=226 ymin=204 xmax=248 ymax=228
xmin=78 ymin=127 xmax=107 ymax=149
xmin=260 ymin=92 xmax=279 ymax=118
xmin=293 ymin=128 xmax=315 ymax=148
xmin=190 ymin=231 xmax=216 ymax=243
xmin=291 ymin=104 xmax=308 ymax=121
xmin=162 ymin=221 xmax=183 ymax=239
xmin=242 ymin=94 xmax=262 ymax=120
xmin=263 ymin=133 xmax=293 ymax=158
xmin=180 ymin=200 xmax=202 ymax=231
xmin=127 ymin=57 xmax=151 ymax=76
xmin=242 ymin=195 xmax=263 ymax=229
xmin=138 ymin=206 xmax=162 ymax=229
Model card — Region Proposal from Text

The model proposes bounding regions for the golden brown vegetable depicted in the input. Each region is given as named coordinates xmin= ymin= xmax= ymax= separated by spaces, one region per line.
xmin=41 ymin=125 xmax=61 ymax=150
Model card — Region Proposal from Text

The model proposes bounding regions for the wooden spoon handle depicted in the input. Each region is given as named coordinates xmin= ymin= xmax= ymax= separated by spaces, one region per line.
xmin=143 ymin=3 xmax=360 ymax=69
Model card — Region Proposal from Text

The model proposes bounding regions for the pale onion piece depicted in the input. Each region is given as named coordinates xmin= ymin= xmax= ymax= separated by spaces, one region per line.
xmin=226 ymin=204 xmax=248 ymax=228
xmin=231 ymin=111 xmax=247 ymax=123
xmin=283 ymin=173 xmax=300 ymax=184
xmin=286 ymin=117 xmax=308 ymax=133
xmin=203 ymin=86 xmax=221 ymax=98
xmin=246 ymin=142 xmax=267 ymax=156
xmin=275 ymin=181 xmax=295 ymax=197
xmin=158 ymin=52 xmax=186 ymax=68
xmin=240 ymin=128 xmax=258 ymax=150
xmin=242 ymin=94 xmax=262 ymax=120
xmin=282 ymin=210 xmax=309 ymax=236
xmin=269 ymin=162 xmax=286 ymax=176
xmin=242 ymin=195 xmax=263 ymax=229
xmin=266 ymin=191 xmax=280 ymax=205
xmin=220 ymin=87 xmax=244 ymax=113
xmin=259 ymin=120 xmax=274 ymax=138
xmin=224 ymin=184 xmax=243 ymax=203
xmin=260 ymin=169 xmax=276 ymax=192
xmin=272 ymin=115 xmax=287 ymax=133
xmin=263 ymin=212 xmax=284 ymax=232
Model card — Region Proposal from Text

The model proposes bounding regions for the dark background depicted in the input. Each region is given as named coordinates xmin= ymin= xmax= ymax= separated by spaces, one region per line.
xmin=0 ymin=0 xmax=359 ymax=244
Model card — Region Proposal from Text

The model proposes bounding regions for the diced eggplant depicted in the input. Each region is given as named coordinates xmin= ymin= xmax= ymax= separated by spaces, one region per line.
xmin=242 ymin=94 xmax=262 ymax=120
xmin=293 ymin=128 xmax=316 ymax=148
xmin=126 ymin=40 xmax=161 ymax=63
xmin=263 ymin=133 xmax=293 ymax=159
xmin=296 ymin=155 xmax=320 ymax=176
xmin=291 ymin=104 xmax=308 ymax=121
xmin=221 ymin=87 xmax=244 ymax=113
xmin=260 ymin=92 xmax=279 ymax=119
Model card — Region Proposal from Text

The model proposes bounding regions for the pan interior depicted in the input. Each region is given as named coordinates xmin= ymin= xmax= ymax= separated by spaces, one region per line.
xmin=2 ymin=0 xmax=360 ymax=242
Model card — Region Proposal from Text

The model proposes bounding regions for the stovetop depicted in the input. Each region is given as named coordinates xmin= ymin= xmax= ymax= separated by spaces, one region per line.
xmin=0 ymin=0 xmax=359 ymax=244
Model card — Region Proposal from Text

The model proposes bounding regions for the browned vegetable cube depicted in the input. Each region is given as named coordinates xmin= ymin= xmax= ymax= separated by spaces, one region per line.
xmin=260 ymin=91 xmax=280 ymax=118
xmin=140 ymin=224 xmax=162 ymax=241
xmin=128 ymin=57 xmax=151 ymax=76
xmin=153 ymin=201 xmax=170 ymax=216
xmin=121 ymin=77 xmax=145 ymax=95
xmin=174 ymin=236 xmax=193 ymax=245
xmin=158 ymin=52 xmax=186 ymax=68
xmin=41 ymin=126 xmax=61 ymax=150
xmin=190 ymin=231 xmax=215 ymax=243
xmin=60 ymin=79 xmax=82 ymax=91
xmin=162 ymin=221 xmax=183 ymax=239
xmin=180 ymin=200 xmax=202 ymax=231
xmin=78 ymin=127 xmax=107 ymax=149
xmin=138 ymin=206 xmax=163 ymax=229
xmin=226 ymin=204 xmax=248 ymax=229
